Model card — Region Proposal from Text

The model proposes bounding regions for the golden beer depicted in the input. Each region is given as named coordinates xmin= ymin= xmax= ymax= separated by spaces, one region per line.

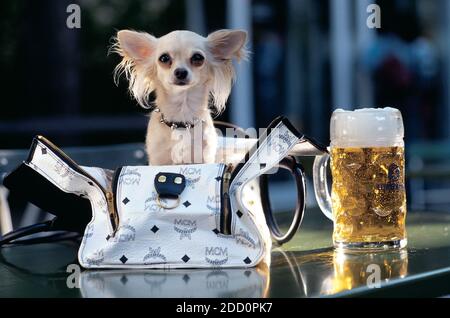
xmin=331 ymin=146 xmax=407 ymax=245
xmin=313 ymin=107 xmax=407 ymax=250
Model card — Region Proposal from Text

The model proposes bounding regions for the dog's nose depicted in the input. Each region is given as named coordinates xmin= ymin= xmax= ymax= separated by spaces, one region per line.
xmin=174 ymin=68 xmax=188 ymax=80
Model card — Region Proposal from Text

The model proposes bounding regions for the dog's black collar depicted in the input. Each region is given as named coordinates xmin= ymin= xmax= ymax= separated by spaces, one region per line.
xmin=154 ymin=107 xmax=203 ymax=130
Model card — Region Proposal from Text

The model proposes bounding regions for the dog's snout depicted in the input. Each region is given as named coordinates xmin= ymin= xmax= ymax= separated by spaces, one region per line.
xmin=174 ymin=68 xmax=188 ymax=80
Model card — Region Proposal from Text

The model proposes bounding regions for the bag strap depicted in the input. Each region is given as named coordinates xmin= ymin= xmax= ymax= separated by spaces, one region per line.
xmin=0 ymin=218 xmax=81 ymax=246
xmin=0 ymin=220 xmax=53 ymax=246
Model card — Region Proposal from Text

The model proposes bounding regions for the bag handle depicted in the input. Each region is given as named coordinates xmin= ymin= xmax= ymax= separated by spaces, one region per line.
xmin=260 ymin=156 xmax=306 ymax=245
xmin=228 ymin=117 xmax=327 ymax=244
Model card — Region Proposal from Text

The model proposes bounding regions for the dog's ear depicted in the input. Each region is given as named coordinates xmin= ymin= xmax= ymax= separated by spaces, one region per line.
xmin=112 ymin=30 xmax=158 ymax=109
xmin=207 ymin=29 xmax=248 ymax=61
xmin=116 ymin=30 xmax=157 ymax=61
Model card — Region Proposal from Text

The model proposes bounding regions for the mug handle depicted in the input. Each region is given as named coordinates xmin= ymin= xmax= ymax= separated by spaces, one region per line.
xmin=312 ymin=153 xmax=334 ymax=221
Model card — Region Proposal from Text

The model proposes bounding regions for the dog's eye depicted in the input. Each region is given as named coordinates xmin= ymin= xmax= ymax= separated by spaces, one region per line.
xmin=159 ymin=54 xmax=171 ymax=64
xmin=191 ymin=53 xmax=205 ymax=66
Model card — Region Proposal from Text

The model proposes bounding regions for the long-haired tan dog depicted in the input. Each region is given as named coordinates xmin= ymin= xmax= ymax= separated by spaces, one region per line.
xmin=112 ymin=29 xmax=247 ymax=165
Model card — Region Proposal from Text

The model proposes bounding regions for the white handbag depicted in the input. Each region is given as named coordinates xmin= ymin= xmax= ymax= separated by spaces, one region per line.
xmin=1 ymin=117 xmax=327 ymax=269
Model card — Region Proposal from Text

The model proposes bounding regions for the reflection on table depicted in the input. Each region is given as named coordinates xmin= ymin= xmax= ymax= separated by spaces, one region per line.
xmin=79 ymin=266 xmax=270 ymax=298
xmin=322 ymin=249 xmax=408 ymax=294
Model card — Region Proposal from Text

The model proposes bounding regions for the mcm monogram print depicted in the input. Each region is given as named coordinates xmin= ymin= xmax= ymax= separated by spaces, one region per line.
xmin=144 ymin=192 xmax=163 ymax=212
xmin=111 ymin=222 xmax=136 ymax=242
xmin=54 ymin=160 xmax=74 ymax=180
xmin=143 ymin=247 xmax=167 ymax=264
xmin=83 ymin=224 xmax=94 ymax=240
xmin=85 ymin=249 xmax=104 ymax=266
xmin=266 ymin=127 xmax=298 ymax=154
xmin=179 ymin=166 xmax=202 ymax=189
xmin=235 ymin=229 xmax=258 ymax=249
xmin=174 ymin=219 xmax=197 ymax=240
xmin=205 ymin=246 xmax=229 ymax=266
xmin=206 ymin=194 xmax=220 ymax=215
xmin=120 ymin=168 xmax=142 ymax=186
xmin=268 ymin=136 xmax=288 ymax=155
xmin=278 ymin=129 xmax=298 ymax=147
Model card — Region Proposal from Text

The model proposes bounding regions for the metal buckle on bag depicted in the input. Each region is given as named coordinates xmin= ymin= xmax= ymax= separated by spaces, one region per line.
xmin=154 ymin=173 xmax=186 ymax=210
xmin=156 ymin=195 xmax=181 ymax=210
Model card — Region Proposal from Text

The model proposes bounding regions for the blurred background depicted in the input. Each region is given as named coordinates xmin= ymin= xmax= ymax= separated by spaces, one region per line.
xmin=1 ymin=0 xmax=450 ymax=228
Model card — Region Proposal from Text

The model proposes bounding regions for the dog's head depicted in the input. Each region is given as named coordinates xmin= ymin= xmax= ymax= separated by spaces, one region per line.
xmin=112 ymin=29 xmax=248 ymax=113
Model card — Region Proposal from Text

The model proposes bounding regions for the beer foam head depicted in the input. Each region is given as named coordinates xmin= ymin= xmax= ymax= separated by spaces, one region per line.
xmin=331 ymin=107 xmax=404 ymax=147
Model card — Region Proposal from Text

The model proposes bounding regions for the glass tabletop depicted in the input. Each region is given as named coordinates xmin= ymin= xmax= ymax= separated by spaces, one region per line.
xmin=270 ymin=212 xmax=450 ymax=297
xmin=1 ymin=210 xmax=449 ymax=298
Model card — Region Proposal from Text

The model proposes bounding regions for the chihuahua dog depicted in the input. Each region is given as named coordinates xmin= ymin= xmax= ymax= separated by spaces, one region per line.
xmin=112 ymin=29 xmax=247 ymax=165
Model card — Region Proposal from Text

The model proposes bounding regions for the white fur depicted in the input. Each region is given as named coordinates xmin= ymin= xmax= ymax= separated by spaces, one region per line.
xmin=112 ymin=29 xmax=248 ymax=165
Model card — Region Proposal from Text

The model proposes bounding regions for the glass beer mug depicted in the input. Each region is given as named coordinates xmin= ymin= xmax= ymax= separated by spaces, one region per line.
xmin=313 ymin=108 xmax=407 ymax=250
